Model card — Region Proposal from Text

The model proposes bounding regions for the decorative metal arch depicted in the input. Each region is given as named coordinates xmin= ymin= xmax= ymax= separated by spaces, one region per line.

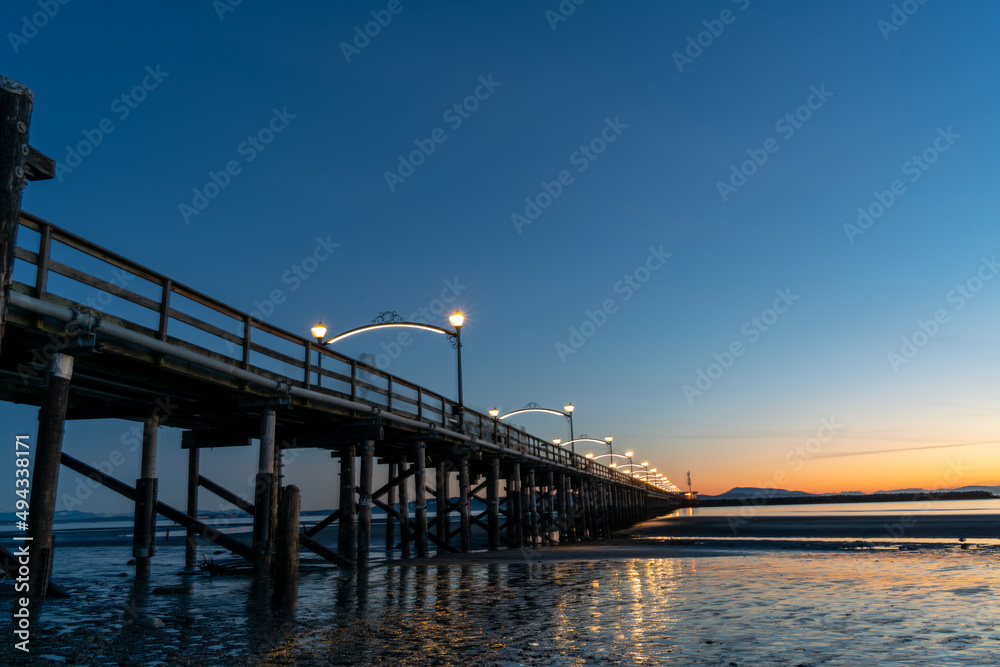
xmin=324 ymin=311 xmax=458 ymax=346
xmin=498 ymin=404 xmax=571 ymax=420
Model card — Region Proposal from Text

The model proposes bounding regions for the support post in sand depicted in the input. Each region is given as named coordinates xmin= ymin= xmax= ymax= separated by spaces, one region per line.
xmin=458 ymin=459 xmax=471 ymax=553
xmin=435 ymin=460 xmax=449 ymax=551
xmin=338 ymin=443 xmax=356 ymax=561
xmin=385 ymin=461 xmax=396 ymax=552
xmin=526 ymin=467 xmax=537 ymax=547
xmin=487 ymin=457 xmax=500 ymax=551
xmin=133 ymin=412 xmax=159 ymax=577
xmin=185 ymin=447 xmax=199 ymax=568
xmin=357 ymin=440 xmax=374 ymax=567
xmin=507 ymin=462 xmax=521 ymax=546
xmin=272 ymin=485 xmax=300 ymax=606
xmin=398 ymin=455 xmax=410 ymax=558
xmin=558 ymin=473 xmax=570 ymax=544
xmin=253 ymin=408 xmax=277 ymax=578
xmin=26 ymin=353 xmax=73 ymax=598
xmin=413 ymin=442 xmax=429 ymax=558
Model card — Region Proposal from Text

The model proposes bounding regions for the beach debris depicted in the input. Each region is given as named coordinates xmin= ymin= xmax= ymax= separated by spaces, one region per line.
xmin=199 ymin=556 xmax=254 ymax=576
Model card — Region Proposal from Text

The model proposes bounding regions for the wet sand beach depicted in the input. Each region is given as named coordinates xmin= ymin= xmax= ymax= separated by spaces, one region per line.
xmin=627 ymin=511 xmax=1000 ymax=541
xmin=3 ymin=509 xmax=1000 ymax=665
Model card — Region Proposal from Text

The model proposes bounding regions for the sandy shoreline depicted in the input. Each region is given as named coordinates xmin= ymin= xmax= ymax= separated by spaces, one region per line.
xmin=628 ymin=511 xmax=1000 ymax=540
xmin=389 ymin=512 xmax=1000 ymax=567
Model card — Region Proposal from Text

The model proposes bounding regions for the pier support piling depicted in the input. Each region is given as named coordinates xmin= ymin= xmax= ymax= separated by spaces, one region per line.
xmin=133 ymin=412 xmax=159 ymax=577
xmin=398 ymin=455 xmax=410 ymax=558
xmin=185 ymin=448 xmax=199 ymax=568
xmin=338 ymin=443 xmax=357 ymax=561
xmin=272 ymin=485 xmax=300 ymax=606
xmin=487 ymin=457 xmax=500 ymax=551
xmin=26 ymin=353 xmax=73 ymax=598
xmin=357 ymin=440 xmax=374 ymax=567
xmin=435 ymin=461 xmax=448 ymax=551
xmin=1 ymin=77 xmax=38 ymax=353
xmin=252 ymin=408 xmax=277 ymax=578
xmin=557 ymin=473 xmax=569 ymax=544
xmin=385 ymin=461 xmax=396 ymax=552
xmin=508 ymin=462 xmax=522 ymax=546
xmin=458 ymin=459 xmax=471 ymax=553
xmin=526 ymin=468 xmax=537 ymax=547
xmin=414 ymin=442 xmax=429 ymax=558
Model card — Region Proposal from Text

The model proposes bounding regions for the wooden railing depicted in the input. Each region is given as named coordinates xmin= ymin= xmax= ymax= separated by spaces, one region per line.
xmin=11 ymin=212 xmax=664 ymax=491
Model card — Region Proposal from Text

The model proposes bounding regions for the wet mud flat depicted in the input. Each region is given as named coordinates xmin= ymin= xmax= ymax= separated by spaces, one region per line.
xmin=3 ymin=536 xmax=999 ymax=666
xmin=627 ymin=512 xmax=1000 ymax=541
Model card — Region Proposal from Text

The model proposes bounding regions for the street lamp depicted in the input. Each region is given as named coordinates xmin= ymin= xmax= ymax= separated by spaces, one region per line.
xmin=311 ymin=321 xmax=328 ymax=387
xmin=625 ymin=450 xmax=634 ymax=470
xmin=564 ymin=403 xmax=575 ymax=454
xmin=489 ymin=407 xmax=500 ymax=442
xmin=449 ymin=311 xmax=465 ymax=430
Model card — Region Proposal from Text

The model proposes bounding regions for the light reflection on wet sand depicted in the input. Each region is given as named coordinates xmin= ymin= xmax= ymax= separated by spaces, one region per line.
xmin=3 ymin=543 xmax=999 ymax=665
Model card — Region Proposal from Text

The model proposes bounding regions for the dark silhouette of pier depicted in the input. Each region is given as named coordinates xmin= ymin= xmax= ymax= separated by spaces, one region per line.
xmin=0 ymin=79 xmax=679 ymax=601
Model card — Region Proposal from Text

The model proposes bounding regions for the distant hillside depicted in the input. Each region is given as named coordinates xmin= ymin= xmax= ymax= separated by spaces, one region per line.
xmin=709 ymin=487 xmax=815 ymax=499
xmin=702 ymin=485 xmax=1000 ymax=500
xmin=698 ymin=488 xmax=997 ymax=507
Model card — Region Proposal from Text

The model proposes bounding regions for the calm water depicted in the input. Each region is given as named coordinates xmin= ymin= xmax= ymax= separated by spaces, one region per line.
xmin=690 ymin=497 xmax=1000 ymax=517
xmin=2 ymin=501 xmax=999 ymax=665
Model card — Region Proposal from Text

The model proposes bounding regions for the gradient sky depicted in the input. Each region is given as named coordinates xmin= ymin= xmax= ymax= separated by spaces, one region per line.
xmin=2 ymin=1 xmax=1000 ymax=513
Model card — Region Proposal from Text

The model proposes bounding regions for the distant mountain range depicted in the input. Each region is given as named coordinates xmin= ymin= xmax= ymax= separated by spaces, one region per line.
xmin=701 ymin=485 xmax=1000 ymax=499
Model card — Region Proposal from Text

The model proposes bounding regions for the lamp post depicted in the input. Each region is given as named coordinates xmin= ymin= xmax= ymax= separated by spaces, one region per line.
xmin=311 ymin=321 xmax=327 ymax=387
xmin=564 ymin=403 xmax=575 ymax=454
xmin=449 ymin=311 xmax=465 ymax=431
xmin=489 ymin=407 xmax=499 ymax=441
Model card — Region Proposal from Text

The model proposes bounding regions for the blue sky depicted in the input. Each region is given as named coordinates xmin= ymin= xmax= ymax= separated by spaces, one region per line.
xmin=2 ymin=0 xmax=1000 ymax=512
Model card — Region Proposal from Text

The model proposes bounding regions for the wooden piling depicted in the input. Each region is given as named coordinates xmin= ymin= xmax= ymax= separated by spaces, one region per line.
xmin=458 ymin=459 xmax=471 ymax=553
xmin=413 ymin=442 xmax=429 ymax=558
xmin=0 ymin=77 xmax=35 ymax=353
xmin=435 ymin=461 xmax=448 ymax=551
xmin=508 ymin=462 xmax=522 ymax=546
xmin=272 ymin=485 xmax=300 ymax=606
xmin=545 ymin=471 xmax=555 ymax=544
xmin=185 ymin=447 xmax=199 ymax=568
xmin=132 ymin=412 xmax=159 ymax=577
xmin=398 ymin=455 xmax=411 ymax=558
xmin=385 ymin=461 xmax=396 ymax=552
xmin=357 ymin=440 xmax=374 ymax=567
xmin=26 ymin=353 xmax=73 ymax=598
xmin=526 ymin=468 xmax=537 ymax=547
xmin=252 ymin=408 xmax=276 ymax=577
xmin=338 ymin=443 xmax=357 ymax=561
xmin=557 ymin=473 xmax=569 ymax=544
xmin=487 ymin=457 xmax=500 ymax=551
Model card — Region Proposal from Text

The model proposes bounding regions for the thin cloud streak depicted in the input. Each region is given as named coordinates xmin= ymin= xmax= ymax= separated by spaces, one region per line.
xmin=808 ymin=440 xmax=999 ymax=460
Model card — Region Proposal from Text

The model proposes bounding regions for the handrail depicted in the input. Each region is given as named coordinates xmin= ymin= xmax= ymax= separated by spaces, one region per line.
xmin=10 ymin=212 xmax=675 ymax=496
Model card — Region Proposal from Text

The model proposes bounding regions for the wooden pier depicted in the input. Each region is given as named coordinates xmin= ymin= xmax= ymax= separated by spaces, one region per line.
xmin=0 ymin=81 xmax=680 ymax=599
